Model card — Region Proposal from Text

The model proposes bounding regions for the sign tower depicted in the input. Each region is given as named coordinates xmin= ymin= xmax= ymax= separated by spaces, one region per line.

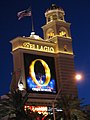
xmin=10 ymin=4 xmax=77 ymax=106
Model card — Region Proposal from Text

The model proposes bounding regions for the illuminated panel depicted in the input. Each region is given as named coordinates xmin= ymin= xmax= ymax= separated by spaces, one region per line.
xmin=24 ymin=53 xmax=57 ymax=94
xmin=24 ymin=106 xmax=47 ymax=112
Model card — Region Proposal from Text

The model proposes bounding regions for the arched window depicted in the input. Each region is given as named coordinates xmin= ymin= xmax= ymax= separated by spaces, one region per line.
xmin=48 ymin=17 xmax=51 ymax=22
xmin=64 ymin=45 xmax=68 ymax=52
xmin=53 ymin=14 xmax=57 ymax=20
xmin=59 ymin=27 xmax=68 ymax=37
xmin=46 ymin=28 xmax=54 ymax=39
xmin=59 ymin=13 xmax=64 ymax=20
xmin=47 ymin=16 xmax=53 ymax=22
xmin=59 ymin=30 xmax=67 ymax=37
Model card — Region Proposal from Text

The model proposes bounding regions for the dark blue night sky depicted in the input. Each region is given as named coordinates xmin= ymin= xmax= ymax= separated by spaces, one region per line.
xmin=0 ymin=0 xmax=90 ymax=104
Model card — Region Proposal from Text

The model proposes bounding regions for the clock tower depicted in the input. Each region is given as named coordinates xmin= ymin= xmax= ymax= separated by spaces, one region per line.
xmin=42 ymin=4 xmax=77 ymax=95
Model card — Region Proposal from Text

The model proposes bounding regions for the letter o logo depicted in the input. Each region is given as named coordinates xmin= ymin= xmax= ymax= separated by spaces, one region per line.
xmin=29 ymin=59 xmax=51 ymax=86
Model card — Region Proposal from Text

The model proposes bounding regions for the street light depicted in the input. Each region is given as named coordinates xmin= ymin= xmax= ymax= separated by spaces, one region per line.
xmin=52 ymin=88 xmax=62 ymax=120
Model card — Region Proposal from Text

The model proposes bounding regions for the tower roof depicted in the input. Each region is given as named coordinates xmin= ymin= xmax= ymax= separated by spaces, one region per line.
xmin=45 ymin=4 xmax=65 ymax=24
xmin=46 ymin=4 xmax=64 ymax=13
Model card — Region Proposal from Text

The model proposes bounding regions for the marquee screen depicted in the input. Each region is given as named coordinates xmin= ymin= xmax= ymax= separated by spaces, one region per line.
xmin=24 ymin=53 xmax=57 ymax=94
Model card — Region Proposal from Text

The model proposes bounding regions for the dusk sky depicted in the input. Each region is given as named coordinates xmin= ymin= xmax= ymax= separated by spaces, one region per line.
xmin=0 ymin=0 xmax=90 ymax=104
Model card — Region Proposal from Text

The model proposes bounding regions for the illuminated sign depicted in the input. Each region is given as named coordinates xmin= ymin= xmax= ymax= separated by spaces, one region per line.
xmin=24 ymin=53 xmax=57 ymax=94
xmin=24 ymin=106 xmax=47 ymax=113
xmin=23 ymin=42 xmax=55 ymax=53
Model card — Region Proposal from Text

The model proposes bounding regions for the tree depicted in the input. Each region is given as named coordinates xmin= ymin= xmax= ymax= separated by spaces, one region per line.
xmin=55 ymin=95 xmax=87 ymax=120
xmin=0 ymin=90 xmax=39 ymax=120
